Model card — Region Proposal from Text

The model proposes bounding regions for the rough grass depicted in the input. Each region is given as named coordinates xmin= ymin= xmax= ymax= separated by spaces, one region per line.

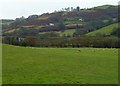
xmin=2 ymin=44 xmax=118 ymax=84
xmin=38 ymin=16 xmax=50 ymax=20
xmin=86 ymin=23 xmax=119 ymax=36
xmin=59 ymin=29 xmax=75 ymax=36
xmin=94 ymin=5 xmax=115 ymax=9
xmin=39 ymin=29 xmax=75 ymax=36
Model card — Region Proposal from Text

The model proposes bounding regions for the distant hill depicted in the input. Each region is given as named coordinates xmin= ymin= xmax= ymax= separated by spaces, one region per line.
xmin=86 ymin=23 xmax=119 ymax=37
xmin=2 ymin=5 xmax=119 ymax=37
xmin=93 ymin=5 xmax=117 ymax=9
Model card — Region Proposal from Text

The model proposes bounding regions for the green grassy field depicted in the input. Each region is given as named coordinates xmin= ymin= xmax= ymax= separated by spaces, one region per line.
xmin=2 ymin=44 xmax=118 ymax=84
xmin=86 ymin=23 xmax=119 ymax=36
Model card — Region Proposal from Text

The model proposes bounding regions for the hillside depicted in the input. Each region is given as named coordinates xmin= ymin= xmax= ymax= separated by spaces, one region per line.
xmin=2 ymin=5 xmax=118 ymax=37
xmin=1 ymin=19 xmax=14 ymax=28
xmin=86 ymin=23 xmax=119 ymax=36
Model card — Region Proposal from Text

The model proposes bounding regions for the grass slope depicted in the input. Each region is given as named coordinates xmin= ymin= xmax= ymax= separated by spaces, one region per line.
xmin=2 ymin=44 xmax=118 ymax=84
xmin=94 ymin=5 xmax=115 ymax=9
xmin=86 ymin=23 xmax=119 ymax=36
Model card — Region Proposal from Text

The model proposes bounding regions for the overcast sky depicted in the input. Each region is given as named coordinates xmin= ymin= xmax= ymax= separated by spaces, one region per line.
xmin=0 ymin=0 xmax=119 ymax=19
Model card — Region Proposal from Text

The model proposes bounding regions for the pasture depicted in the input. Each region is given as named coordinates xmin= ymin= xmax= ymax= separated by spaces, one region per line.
xmin=2 ymin=44 xmax=118 ymax=84
xmin=86 ymin=23 xmax=119 ymax=36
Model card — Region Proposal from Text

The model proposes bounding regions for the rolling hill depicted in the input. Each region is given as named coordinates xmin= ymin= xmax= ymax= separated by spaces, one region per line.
xmin=86 ymin=23 xmax=119 ymax=36
xmin=2 ymin=5 xmax=118 ymax=37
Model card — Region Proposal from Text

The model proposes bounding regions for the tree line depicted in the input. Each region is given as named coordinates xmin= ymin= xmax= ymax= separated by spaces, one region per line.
xmin=2 ymin=36 xmax=120 ymax=48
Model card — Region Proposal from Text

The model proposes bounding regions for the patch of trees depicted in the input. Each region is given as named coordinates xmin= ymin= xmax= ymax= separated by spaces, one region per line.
xmin=73 ymin=24 xmax=93 ymax=37
xmin=111 ymin=28 xmax=120 ymax=37
xmin=49 ymin=12 xmax=63 ymax=22
xmin=2 ymin=36 xmax=120 ymax=48
xmin=10 ymin=16 xmax=26 ymax=28
xmin=39 ymin=32 xmax=60 ymax=38
xmin=56 ymin=6 xmax=80 ymax=12
xmin=27 ymin=15 xmax=39 ymax=21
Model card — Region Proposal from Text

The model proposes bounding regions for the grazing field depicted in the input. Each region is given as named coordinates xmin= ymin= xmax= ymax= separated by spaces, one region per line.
xmin=2 ymin=44 xmax=118 ymax=84
xmin=86 ymin=23 xmax=119 ymax=36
